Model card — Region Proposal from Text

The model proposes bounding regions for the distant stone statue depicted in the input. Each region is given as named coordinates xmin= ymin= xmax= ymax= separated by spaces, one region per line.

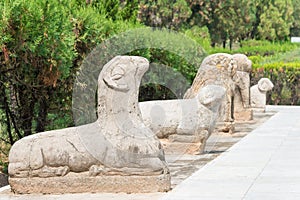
xmin=8 ymin=56 xmax=170 ymax=194
xmin=232 ymin=54 xmax=253 ymax=121
xmin=250 ymin=78 xmax=274 ymax=111
xmin=140 ymin=85 xmax=226 ymax=154
xmin=184 ymin=53 xmax=237 ymax=132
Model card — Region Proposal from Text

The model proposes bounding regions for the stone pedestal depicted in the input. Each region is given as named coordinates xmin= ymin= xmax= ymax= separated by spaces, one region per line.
xmin=168 ymin=135 xmax=205 ymax=154
xmin=0 ymin=173 xmax=8 ymax=188
xmin=9 ymin=172 xmax=171 ymax=194
xmin=217 ymin=122 xmax=235 ymax=134
xmin=161 ymin=141 xmax=204 ymax=155
xmin=234 ymin=108 xmax=253 ymax=121
xmin=252 ymin=108 xmax=266 ymax=113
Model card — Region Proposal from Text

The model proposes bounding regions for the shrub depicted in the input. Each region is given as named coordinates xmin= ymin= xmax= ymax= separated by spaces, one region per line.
xmin=184 ymin=26 xmax=211 ymax=51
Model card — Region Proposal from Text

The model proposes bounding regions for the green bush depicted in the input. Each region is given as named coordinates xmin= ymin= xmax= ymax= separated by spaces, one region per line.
xmin=184 ymin=26 xmax=211 ymax=51
xmin=248 ymin=55 xmax=264 ymax=64
xmin=0 ymin=0 xmax=77 ymax=141
xmin=0 ymin=0 xmax=142 ymax=139
xmin=0 ymin=159 xmax=8 ymax=174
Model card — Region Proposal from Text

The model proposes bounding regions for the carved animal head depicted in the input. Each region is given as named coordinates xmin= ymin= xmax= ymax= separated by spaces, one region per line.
xmin=232 ymin=54 xmax=252 ymax=72
xmin=258 ymin=78 xmax=274 ymax=92
xmin=97 ymin=56 xmax=150 ymax=119
xmin=201 ymin=53 xmax=238 ymax=78
xmin=99 ymin=56 xmax=149 ymax=93
xmin=197 ymin=85 xmax=226 ymax=112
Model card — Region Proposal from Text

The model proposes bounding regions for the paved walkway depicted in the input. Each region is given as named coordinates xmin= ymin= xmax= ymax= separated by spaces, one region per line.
xmin=162 ymin=106 xmax=300 ymax=200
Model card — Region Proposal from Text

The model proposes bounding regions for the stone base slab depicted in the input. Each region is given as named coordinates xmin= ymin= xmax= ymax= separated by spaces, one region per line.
xmin=168 ymin=135 xmax=201 ymax=143
xmin=0 ymin=173 xmax=8 ymax=188
xmin=9 ymin=173 xmax=171 ymax=194
xmin=234 ymin=109 xmax=253 ymax=121
xmin=252 ymin=107 xmax=266 ymax=113
xmin=160 ymin=141 xmax=204 ymax=155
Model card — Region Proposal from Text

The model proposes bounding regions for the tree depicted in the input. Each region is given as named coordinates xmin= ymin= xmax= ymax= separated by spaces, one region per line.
xmin=0 ymin=0 xmax=76 ymax=141
xmin=138 ymin=0 xmax=192 ymax=30
xmin=256 ymin=0 xmax=294 ymax=41
xmin=187 ymin=0 xmax=256 ymax=48
xmin=0 ymin=0 xmax=141 ymax=144
xmin=223 ymin=0 xmax=256 ymax=49
xmin=290 ymin=0 xmax=300 ymax=36
xmin=187 ymin=0 xmax=235 ymax=47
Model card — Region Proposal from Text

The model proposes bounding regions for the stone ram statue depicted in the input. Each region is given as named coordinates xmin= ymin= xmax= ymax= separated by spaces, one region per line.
xmin=184 ymin=53 xmax=237 ymax=132
xmin=8 ymin=56 xmax=170 ymax=194
xmin=250 ymin=78 xmax=274 ymax=111
xmin=139 ymin=85 xmax=225 ymax=154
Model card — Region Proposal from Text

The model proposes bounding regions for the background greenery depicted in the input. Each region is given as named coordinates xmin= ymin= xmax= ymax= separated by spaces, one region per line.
xmin=0 ymin=0 xmax=300 ymax=172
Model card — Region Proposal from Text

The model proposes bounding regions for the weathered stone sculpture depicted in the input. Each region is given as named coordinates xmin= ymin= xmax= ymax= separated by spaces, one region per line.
xmin=232 ymin=54 xmax=253 ymax=121
xmin=184 ymin=53 xmax=237 ymax=132
xmin=8 ymin=56 xmax=171 ymax=194
xmin=140 ymin=85 xmax=225 ymax=154
xmin=250 ymin=78 xmax=274 ymax=111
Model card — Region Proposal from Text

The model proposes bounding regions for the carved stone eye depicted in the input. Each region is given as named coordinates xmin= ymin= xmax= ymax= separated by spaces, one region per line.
xmin=111 ymin=65 xmax=125 ymax=80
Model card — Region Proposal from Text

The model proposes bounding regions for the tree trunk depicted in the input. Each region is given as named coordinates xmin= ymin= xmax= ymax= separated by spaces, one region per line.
xmin=3 ymin=95 xmax=14 ymax=145
xmin=36 ymin=97 xmax=49 ymax=133
xmin=223 ymin=40 xmax=226 ymax=49
xmin=251 ymin=6 xmax=262 ymax=39
xmin=18 ymin=87 xmax=35 ymax=137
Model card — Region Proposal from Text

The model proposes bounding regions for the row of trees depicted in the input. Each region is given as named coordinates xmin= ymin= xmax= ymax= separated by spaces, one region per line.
xmin=0 ymin=0 xmax=299 ymax=145
xmin=138 ymin=0 xmax=299 ymax=48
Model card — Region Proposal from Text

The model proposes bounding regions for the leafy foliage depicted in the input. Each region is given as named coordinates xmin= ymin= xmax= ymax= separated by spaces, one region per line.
xmin=138 ymin=0 xmax=192 ymax=30
xmin=256 ymin=0 xmax=293 ymax=41
xmin=291 ymin=0 xmax=300 ymax=36
xmin=0 ymin=0 xmax=76 ymax=141
xmin=0 ymin=0 xmax=141 ymax=145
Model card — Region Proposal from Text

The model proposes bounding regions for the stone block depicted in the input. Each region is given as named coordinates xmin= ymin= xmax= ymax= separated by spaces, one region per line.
xmin=9 ymin=173 xmax=171 ymax=194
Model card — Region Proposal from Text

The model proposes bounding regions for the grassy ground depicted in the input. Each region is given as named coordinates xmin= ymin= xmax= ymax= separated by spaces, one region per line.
xmin=260 ymin=47 xmax=300 ymax=64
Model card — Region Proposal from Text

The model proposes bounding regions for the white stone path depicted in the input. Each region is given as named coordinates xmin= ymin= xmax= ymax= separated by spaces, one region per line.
xmin=162 ymin=106 xmax=300 ymax=200
xmin=1 ymin=106 xmax=299 ymax=200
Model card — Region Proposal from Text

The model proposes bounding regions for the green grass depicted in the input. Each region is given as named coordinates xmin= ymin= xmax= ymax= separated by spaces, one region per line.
xmin=259 ymin=47 xmax=300 ymax=64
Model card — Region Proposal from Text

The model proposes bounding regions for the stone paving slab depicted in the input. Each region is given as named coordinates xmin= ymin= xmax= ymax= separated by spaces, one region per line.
xmin=162 ymin=105 xmax=300 ymax=200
